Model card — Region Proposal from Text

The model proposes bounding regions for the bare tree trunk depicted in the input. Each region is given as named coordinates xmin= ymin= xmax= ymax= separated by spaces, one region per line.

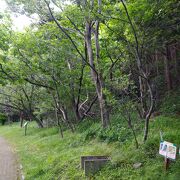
xmin=121 ymin=0 xmax=154 ymax=141
xmin=51 ymin=75 xmax=75 ymax=132
xmin=7 ymin=114 xmax=11 ymax=124
xmin=83 ymin=0 xmax=110 ymax=128
xmin=20 ymin=117 xmax=24 ymax=128
xmin=20 ymin=112 xmax=24 ymax=128
xmin=67 ymin=59 xmax=82 ymax=122
xmin=72 ymin=98 xmax=82 ymax=122
xmin=33 ymin=115 xmax=44 ymax=128
xmin=139 ymin=76 xmax=147 ymax=118
xmin=123 ymin=103 xmax=139 ymax=148
xmin=85 ymin=21 xmax=110 ymax=128
xmin=55 ymin=107 xmax=63 ymax=138
xmin=59 ymin=106 xmax=75 ymax=132
xmin=143 ymin=80 xmax=154 ymax=142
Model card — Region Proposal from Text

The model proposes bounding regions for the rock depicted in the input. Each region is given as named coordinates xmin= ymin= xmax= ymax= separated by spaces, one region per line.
xmin=133 ymin=162 xmax=142 ymax=169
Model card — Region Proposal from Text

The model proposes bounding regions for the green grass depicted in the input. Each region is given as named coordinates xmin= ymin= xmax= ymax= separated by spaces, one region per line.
xmin=0 ymin=115 xmax=179 ymax=180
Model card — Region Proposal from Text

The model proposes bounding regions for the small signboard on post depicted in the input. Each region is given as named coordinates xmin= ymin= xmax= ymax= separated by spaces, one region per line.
xmin=159 ymin=141 xmax=177 ymax=170
xmin=23 ymin=121 xmax=29 ymax=136
xmin=159 ymin=141 xmax=177 ymax=160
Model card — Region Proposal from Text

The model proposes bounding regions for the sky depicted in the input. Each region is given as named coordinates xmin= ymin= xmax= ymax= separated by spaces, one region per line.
xmin=0 ymin=0 xmax=33 ymax=31
xmin=0 ymin=0 xmax=72 ymax=31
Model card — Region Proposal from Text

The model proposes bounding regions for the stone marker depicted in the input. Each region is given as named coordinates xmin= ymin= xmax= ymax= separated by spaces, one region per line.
xmin=81 ymin=156 xmax=110 ymax=176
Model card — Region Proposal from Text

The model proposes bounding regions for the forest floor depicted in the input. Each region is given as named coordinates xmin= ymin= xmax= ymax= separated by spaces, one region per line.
xmin=0 ymin=137 xmax=19 ymax=180
xmin=0 ymin=115 xmax=179 ymax=179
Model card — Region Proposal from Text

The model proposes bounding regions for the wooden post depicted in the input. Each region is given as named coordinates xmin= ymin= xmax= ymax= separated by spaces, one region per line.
xmin=164 ymin=157 xmax=170 ymax=171
xmin=23 ymin=122 xmax=29 ymax=136
xmin=25 ymin=125 xmax=27 ymax=136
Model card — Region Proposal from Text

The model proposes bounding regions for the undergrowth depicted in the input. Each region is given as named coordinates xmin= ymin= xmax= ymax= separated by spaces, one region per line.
xmin=0 ymin=115 xmax=179 ymax=180
xmin=160 ymin=88 xmax=180 ymax=116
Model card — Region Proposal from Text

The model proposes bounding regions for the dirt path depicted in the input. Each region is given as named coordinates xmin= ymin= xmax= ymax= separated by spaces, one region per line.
xmin=0 ymin=137 xmax=19 ymax=180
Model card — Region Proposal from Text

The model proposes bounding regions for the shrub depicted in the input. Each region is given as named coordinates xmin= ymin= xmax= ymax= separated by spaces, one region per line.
xmin=96 ymin=124 xmax=132 ymax=143
xmin=83 ymin=123 xmax=100 ymax=140
xmin=160 ymin=89 xmax=180 ymax=115
xmin=0 ymin=113 xmax=7 ymax=125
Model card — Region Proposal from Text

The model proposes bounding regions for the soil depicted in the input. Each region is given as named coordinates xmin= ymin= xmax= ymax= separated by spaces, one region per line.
xmin=0 ymin=137 xmax=20 ymax=180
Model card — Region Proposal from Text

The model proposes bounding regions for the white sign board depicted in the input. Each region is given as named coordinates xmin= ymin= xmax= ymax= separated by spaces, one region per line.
xmin=159 ymin=141 xmax=177 ymax=160
xmin=23 ymin=122 xmax=28 ymax=127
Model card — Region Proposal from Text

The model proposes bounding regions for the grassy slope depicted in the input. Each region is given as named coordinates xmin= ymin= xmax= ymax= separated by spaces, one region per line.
xmin=0 ymin=116 xmax=179 ymax=180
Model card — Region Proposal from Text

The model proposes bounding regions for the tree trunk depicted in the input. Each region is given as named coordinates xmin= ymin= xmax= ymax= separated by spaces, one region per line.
xmin=164 ymin=46 xmax=172 ymax=92
xmin=155 ymin=51 xmax=159 ymax=76
xmin=85 ymin=21 xmax=110 ymax=128
xmin=20 ymin=112 xmax=24 ymax=128
xmin=34 ymin=116 xmax=44 ymax=128
xmin=72 ymin=98 xmax=82 ymax=122
xmin=55 ymin=107 xmax=63 ymax=138
xmin=139 ymin=76 xmax=147 ymax=118
xmin=120 ymin=0 xmax=155 ymax=141
xmin=7 ymin=114 xmax=11 ymax=124
xmin=20 ymin=116 xmax=24 ymax=128
xmin=59 ymin=106 xmax=75 ymax=133
xmin=28 ymin=111 xmax=43 ymax=128
xmin=172 ymin=43 xmax=179 ymax=85
xmin=143 ymin=80 xmax=154 ymax=142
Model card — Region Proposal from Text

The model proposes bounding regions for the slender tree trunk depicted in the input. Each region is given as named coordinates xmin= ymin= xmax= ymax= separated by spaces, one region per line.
xmin=98 ymin=92 xmax=110 ymax=128
xmin=72 ymin=98 xmax=82 ymax=122
xmin=120 ymin=0 xmax=154 ymax=141
xmin=143 ymin=80 xmax=154 ymax=142
xmin=55 ymin=107 xmax=63 ymax=138
xmin=20 ymin=116 xmax=24 ymax=128
xmin=67 ymin=59 xmax=82 ymax=122
xmin=51 ymin=76 xmax=75 ymax=131
xmin=139 ymin=76 xmax=147 ymax=118
xmin=155 ymin=51 xmax=159 ymax=76
xmin=20 ymin=112 xmax=24 ymax=128
xmin=33 ymin=116 xmax=44 ymax=128
xmin=154 ymin=51 xmax=160 ymax=102
xmin=84 ymin=0 xmax=110 ymax=128
xmin=7 ymin=114 xmax=11 ymax=124
xmin=85 ymin=21 xmax=110 ymax=128
xmin=73 ymin=63 xmax=85 ymax=122
xmin=127 ymin=114 xmax=139 ymax=149
xmin=28 ymin=111 xmax=43 ymax=128
xmin=164 ymin=46 xmax=172 ymax=92
xmin=59 ymin=106 xmax=75 ymax=133
xmin=171 ymin=44 xmax=179 ymax=84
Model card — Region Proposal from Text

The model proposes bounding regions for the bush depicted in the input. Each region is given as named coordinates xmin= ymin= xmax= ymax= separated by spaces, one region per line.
xmin=97 ymin=125 xmax=132 ymax=143
xmin=0 ymin=113 xmax=7 ymax=125
xmin=83 ymin=123 xmax=100 ymax=140
xmin=78 ymin=112 xmax=137 ymax=143
xmin=143 ymin=137 xmax=159 ymax=158
xmin=160 ymin=89 xmax=180 ymax=115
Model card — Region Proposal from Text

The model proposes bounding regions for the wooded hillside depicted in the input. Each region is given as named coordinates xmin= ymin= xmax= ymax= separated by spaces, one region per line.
xmin=0 ymin=0 xmax=179 ymax=142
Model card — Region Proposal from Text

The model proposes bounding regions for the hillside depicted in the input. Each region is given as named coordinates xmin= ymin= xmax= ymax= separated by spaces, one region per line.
xmin=0 ymin=0 xmax=179 ymax=179
xmin=0 ymin=115 xmax=179 ymax=179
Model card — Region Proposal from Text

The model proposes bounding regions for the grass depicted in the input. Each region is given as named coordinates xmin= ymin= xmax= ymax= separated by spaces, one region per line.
xmin=0 ymin=115 xmax=180 ymax=180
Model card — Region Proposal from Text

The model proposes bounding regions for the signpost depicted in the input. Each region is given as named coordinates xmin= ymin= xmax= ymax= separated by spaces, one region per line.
xmin=159 ymin=141 xmax=177 ymax=170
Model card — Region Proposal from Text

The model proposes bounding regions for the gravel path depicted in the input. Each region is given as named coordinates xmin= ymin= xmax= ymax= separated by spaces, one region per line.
xmin=0 ymin=137 xmax=19 ymax=180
